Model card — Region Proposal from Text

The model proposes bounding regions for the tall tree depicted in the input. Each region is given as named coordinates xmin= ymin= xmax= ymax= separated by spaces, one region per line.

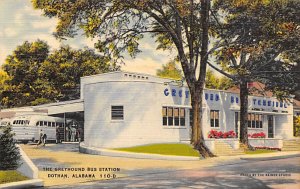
xmin=39 ymin=45 xmax=112 ymax=101
xmin=33 ymin=0 xmax=215 ymax=157
xmin=208 ymin=0 xmax=300 ymax=147
xmin=156 ymin=61 xmax=182 ymax=80
xmin=1 ymin=40 xmax=50 ymax=107
xmin=1 ymin=41 xmax=113 ymax=107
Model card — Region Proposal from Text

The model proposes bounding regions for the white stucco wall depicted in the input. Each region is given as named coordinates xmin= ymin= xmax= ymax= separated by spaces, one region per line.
xmin=84 ymin=77 xmax=191 ymax=148
xmin=82 ymin=72 xmax=294 ymax=148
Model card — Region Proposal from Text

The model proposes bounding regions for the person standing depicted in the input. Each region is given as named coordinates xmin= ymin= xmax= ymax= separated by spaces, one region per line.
xmin=56 ymin=126 xmax=60 ymax=144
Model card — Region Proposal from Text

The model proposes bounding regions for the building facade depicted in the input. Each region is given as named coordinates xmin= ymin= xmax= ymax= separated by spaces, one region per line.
xmin=81 ymin=72 xmax=294 ymax=150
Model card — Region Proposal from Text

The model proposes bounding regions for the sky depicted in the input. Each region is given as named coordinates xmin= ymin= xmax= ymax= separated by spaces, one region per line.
xmin=0 ymin=0 xmax=175 ymax=75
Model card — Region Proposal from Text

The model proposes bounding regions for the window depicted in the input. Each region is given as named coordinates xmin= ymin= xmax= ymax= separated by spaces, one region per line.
xmin=248 ymin=113 xmax=263 ymax=128
xmin=180 ymin=108 xmax=185 ymax=126
xmin=111 ymin=106 xmax=124 ymax=120
xmin=174 ymin=108 xmax=179 ymax=126
xmin=162 ymin=107 xmax=186 ymax=127
xmin=162 ymin=107 xmax=168 ymax=126
xmin=210 ymin=110 xmax=219 ymax=127
xmin=168 ymin=107 xmax=173 ymax=126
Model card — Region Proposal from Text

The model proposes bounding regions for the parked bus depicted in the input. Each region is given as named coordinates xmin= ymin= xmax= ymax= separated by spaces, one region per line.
xmin=10 ymin=115 xmax=66 ymax=143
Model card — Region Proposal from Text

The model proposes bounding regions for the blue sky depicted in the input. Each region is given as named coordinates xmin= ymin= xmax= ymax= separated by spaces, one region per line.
xmin=0 ymin=0 xmax=175 ymax=75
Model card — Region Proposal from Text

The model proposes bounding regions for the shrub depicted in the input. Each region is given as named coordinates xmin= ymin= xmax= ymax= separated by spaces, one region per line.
xmin=0 ymin=125 xmax=21 ymax=170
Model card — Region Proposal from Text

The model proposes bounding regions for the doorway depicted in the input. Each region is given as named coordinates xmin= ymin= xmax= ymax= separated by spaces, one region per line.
xmin=267 ymin=115 xmax=274 ymax=138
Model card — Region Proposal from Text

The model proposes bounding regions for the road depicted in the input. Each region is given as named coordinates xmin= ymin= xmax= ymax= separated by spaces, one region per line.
xmin=34 ymin=150 xmax=299 ymax=188
xmin=25 ymin=145 xmax=300 ymax=189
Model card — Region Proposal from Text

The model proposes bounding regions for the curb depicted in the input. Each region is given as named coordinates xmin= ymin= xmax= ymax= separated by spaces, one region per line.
xmin=240 ymin=153 xmax=300 ymax=161
xmin=79 ymin=143 xmax=200 ymax=161
xmin=0 ymin=179 xmax=43 ymax=189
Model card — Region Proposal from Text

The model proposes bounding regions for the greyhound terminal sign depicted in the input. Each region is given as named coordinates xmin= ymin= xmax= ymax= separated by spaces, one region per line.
xmin=164 ymin=88 xmax=289 ymax=109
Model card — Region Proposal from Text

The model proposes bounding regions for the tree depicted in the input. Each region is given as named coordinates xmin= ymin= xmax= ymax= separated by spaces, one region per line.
xmin=1 ymin=41 xmax=113 ymax=107
xmin=0 ymin=125 xmax=21 ymax=170
xmin=205 ymin=70 xmax=233 ymax=90
xmin=294 ymin=116 xmax=300 ymax=137
xmin=33 ymin=0 xmax=215 ymax=157
xmin=39 ymin=45 xmax=112 ymax=101
xmin=207 ymin=0 xmax=300 ymax=147
xmin=156 ymin=61 xmax=182 ymax=80
xmin=1 ymin=40 xmax=50 ymax=107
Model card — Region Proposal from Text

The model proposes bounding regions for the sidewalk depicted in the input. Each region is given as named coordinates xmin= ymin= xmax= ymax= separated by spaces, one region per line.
xmin=239 ymin=151 xmax=300 ymax=161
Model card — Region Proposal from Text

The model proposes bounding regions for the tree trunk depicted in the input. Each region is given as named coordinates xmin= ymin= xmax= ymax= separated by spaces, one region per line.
xmin=190 ymin=87 xmax=215 ymax=158
xmin=188 ymin=0 xmax=214 ymax=158
xmin=239 ymin=80 xmax=251 ymax=149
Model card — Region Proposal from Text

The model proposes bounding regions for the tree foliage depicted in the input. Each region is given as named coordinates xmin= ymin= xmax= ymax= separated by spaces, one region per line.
xmin=156 ymin=61 xmax=182 ymax=80
xmin=0 ymin=125 xmax=21 ymax=170
xmin=32 ymin=0 xmax=215 ymax=157
xmin=1 ymin=40 xmax=113 ymax=108
xmin=294 ymin=116 xmax=300 ymax=136
xmin=205 ymin=70 xmax=233 ymax=90
xmin=206 ymin=0 xmax=300 ymax=146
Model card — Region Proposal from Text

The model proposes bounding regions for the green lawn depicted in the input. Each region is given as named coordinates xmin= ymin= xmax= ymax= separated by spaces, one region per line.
xmin=0 ymin=170 xmax=29 ymax=184
xmin=245 ymin=149 xmax=278 ymax=155
xmin=113 ymin=143 xmax=200 ymax=157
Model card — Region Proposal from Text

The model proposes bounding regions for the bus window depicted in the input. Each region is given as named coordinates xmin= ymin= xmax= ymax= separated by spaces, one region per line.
xmin=52 ymin=122 xmax=55 ymax=127
xmin=43 ymin=121 xmax=47 ymax=126
xmin=48 ymin=122 xmax=51 ymax=127
xmin=36 ymin=121 xmax=40 ymax=126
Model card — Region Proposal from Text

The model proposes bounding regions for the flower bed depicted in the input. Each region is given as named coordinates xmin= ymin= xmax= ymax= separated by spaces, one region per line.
xmin=248 ymin=132 xmax=266 ymax=138
xmin=208 ymin=130 xmax=236 ymax=139
xmin=253 ymin=146 xmax=281 ymax=151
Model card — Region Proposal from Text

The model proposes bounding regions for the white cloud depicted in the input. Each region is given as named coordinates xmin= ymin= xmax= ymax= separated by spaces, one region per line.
xmin=83 ymin=37 xmax=99 ymax=49
xmin=24 ymin=34 xmax=61 ymax=50
xmin=23 ymin=4 xmax=43 ymax=17
xmin=31 ymin=18 xmax=57 ymax=31
xmin=0 ymin=44 xmax=9 ymax=65
xmin=4 ymin=27 xmax=18 ymax=37
xmin=122 ymin=56 xmax=171 ymax=75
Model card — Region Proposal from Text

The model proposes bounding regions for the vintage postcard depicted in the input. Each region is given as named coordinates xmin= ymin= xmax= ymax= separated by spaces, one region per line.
xmin=0 ymin=0 xmax=299 ymax=188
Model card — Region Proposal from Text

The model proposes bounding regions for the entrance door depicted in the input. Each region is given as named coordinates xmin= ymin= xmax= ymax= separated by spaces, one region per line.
xmin=267 ymin=115 xmax=274 ymax=138
xmin=235 ymin=112 xmax=239 ymax=138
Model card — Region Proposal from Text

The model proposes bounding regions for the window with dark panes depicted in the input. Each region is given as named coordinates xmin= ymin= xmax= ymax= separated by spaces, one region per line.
xmin=210 ymin=110 xmax=219 ymax=127
xmin=255 ymin=114 xmax=259 ymax=128
xmin=248 ymin=114 xmax=251 ymax=128
xmin=167 ymin=107 xmax=173 ymax=126
xmin=251 ymin=114 xmax=255 ymax=128
xmin=259 ymin=114 xmax=263 ymax=128
xmin=174 ymin=108 xmax=180 ymax=126
xmin=180 ymin=108 xmax=185 ymax=126
xmin=111 ymin=106 xmax=124 ymax=120
xmin=162 ymin=107 xmax=167 ymax=126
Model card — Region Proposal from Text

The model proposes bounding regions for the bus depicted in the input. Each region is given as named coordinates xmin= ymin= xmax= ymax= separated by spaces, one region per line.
xmin=10 ymin=115 xmax=66 ymax=143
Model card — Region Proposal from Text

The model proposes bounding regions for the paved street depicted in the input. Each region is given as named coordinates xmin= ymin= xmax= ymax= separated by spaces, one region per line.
xmin=38 ymin=156 xmax=300 ymax=189
xmin=20 ymin=144 xmax=300 ymax=189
